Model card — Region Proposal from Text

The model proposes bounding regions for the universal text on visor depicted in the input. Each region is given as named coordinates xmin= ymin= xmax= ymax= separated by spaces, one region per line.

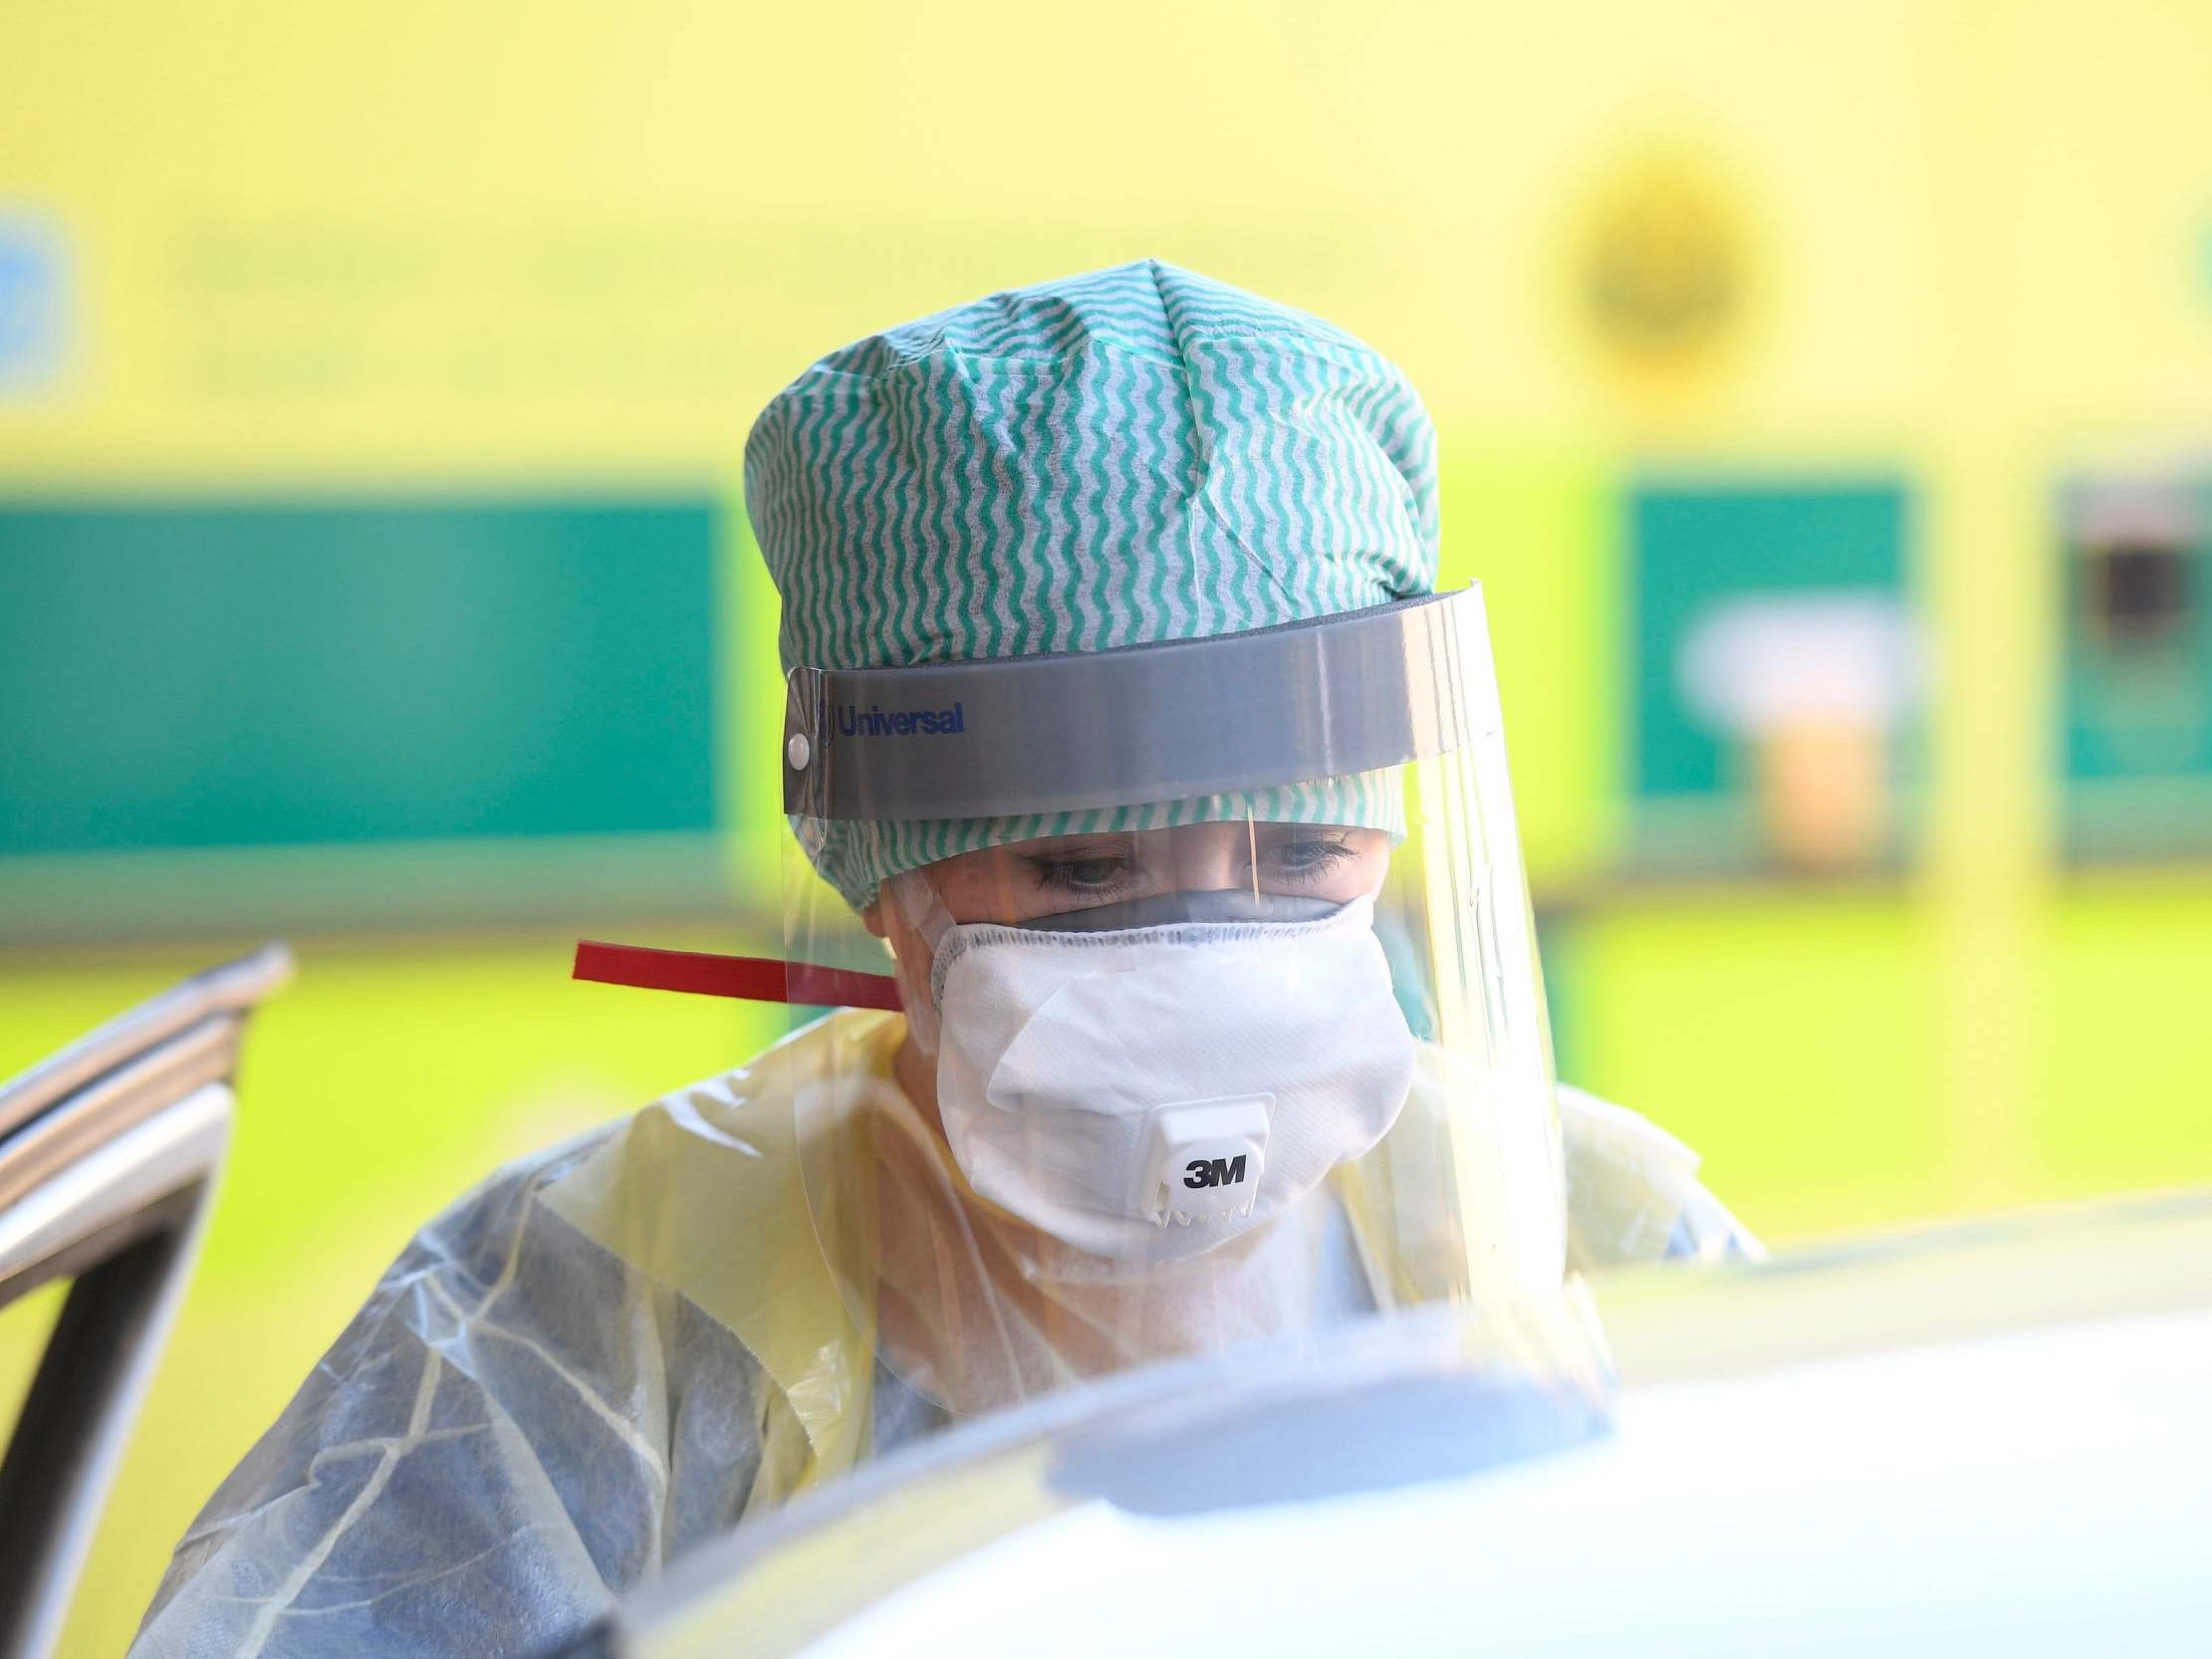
xmin=835 ymin=702 xmax=966 ymax=738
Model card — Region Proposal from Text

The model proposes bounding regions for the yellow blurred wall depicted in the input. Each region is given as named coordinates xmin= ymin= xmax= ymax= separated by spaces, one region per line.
xmin=6 ymin=3 xmax=2212 ymax=1655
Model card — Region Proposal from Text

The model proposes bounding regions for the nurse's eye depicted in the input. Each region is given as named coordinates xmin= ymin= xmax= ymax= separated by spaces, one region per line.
xmin=1021 ymin=848 xmax=1142 ymax=895
xmin=1266 ymin=836 xmax=1354 ymax=879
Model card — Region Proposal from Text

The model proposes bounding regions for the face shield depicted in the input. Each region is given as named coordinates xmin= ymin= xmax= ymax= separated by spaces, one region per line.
xmin=773 ymin=589 xmax=1583 ymax=1420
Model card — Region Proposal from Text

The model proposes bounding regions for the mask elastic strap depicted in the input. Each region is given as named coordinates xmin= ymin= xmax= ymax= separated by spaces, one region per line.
xmin=572 ymin=940 xmax=902 ymax=1011
xmin=883 ymin=868 xmax=959 ymax=1056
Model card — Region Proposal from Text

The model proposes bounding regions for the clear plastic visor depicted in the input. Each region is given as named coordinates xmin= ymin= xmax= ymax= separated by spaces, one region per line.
xmin=770 ymin=595 xmax=1591 ymax=1421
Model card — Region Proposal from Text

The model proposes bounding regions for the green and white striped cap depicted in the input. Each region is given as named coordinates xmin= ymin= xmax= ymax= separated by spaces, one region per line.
xmin=745 ymin=259 xmax=1439 ymax=908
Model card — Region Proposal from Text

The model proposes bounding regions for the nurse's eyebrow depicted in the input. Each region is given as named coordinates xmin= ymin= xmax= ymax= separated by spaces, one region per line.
xmin=1019 ymin=831 xmax=1139 ymax=857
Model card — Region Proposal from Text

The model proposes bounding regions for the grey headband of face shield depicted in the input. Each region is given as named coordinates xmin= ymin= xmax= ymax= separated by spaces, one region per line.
xmin=782 ymin=587 xmax=1501 ymax=824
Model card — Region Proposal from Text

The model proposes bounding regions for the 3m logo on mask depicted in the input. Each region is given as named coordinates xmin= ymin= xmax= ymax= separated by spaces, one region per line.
xmin=1183 ymin=1154 xmax=1249 ymax=1190
xmin=1143 ymin=1096 xmax=1272 ymax=1224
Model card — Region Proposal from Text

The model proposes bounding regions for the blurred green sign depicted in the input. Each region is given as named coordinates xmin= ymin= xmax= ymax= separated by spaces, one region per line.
xmin=0 ymin=497 xmax=718 ymax=854
xmin=2060 ymin=475 xmax=2212 ymax=859
xmin=1629 ymin=479 xmax=1916 ymax=873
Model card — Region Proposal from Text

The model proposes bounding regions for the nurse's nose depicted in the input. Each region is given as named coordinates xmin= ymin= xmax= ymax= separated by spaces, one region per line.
xmin=1165 ymin=821 xmax=1257 ymax=892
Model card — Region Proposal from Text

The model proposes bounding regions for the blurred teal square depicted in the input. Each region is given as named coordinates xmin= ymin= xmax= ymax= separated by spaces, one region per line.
xmin=0 ymin=497 xmax=719 ymax=853
xmin=1630 ymin=480 xmax=1909 ymax=798
xmin=2058 ymin=475 xmax=2212 ymax=859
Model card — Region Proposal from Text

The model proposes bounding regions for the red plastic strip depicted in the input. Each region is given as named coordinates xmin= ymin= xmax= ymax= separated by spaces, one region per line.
xmin=572 ymin=941 xmax=904 ymax=1012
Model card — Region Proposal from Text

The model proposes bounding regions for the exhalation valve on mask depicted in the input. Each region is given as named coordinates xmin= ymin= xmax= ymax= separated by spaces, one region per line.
xmin=1141 ymin=1093 xmax=1274 ymax=1225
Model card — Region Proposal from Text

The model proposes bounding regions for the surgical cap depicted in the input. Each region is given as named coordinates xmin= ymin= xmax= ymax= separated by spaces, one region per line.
xmin=744 ymin=259 xmax=1439 ymax=908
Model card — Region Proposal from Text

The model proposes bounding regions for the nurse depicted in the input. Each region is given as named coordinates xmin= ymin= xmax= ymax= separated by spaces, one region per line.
xmin=129 ymin=260 xmax=1754 ymax=1659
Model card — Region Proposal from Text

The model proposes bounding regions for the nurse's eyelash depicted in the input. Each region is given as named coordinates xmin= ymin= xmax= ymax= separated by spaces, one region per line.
xmin=1265 ymin=836 xmax=1355 ymax=880
xmin=1020 ymin=842 xmax=1143 ymax=895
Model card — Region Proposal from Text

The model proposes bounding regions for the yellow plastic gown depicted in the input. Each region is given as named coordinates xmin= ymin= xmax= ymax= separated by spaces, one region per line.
xmin=128 ymin=1012 xmax=1754 ymax=1659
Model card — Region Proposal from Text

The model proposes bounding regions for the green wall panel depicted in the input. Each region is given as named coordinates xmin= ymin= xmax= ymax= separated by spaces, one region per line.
xmin=1570 ymin=894 xmax=1948 ymax=1242
xmin=2031 ymin=885 xmax=2212 ymax=1193
xmin=0 ymin=497 xmax=718 ymax=853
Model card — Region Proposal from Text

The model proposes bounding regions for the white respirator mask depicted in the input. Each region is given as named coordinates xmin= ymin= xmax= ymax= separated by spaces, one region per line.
xmin=903 ymin=886 xmax=1418 ymax=1263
